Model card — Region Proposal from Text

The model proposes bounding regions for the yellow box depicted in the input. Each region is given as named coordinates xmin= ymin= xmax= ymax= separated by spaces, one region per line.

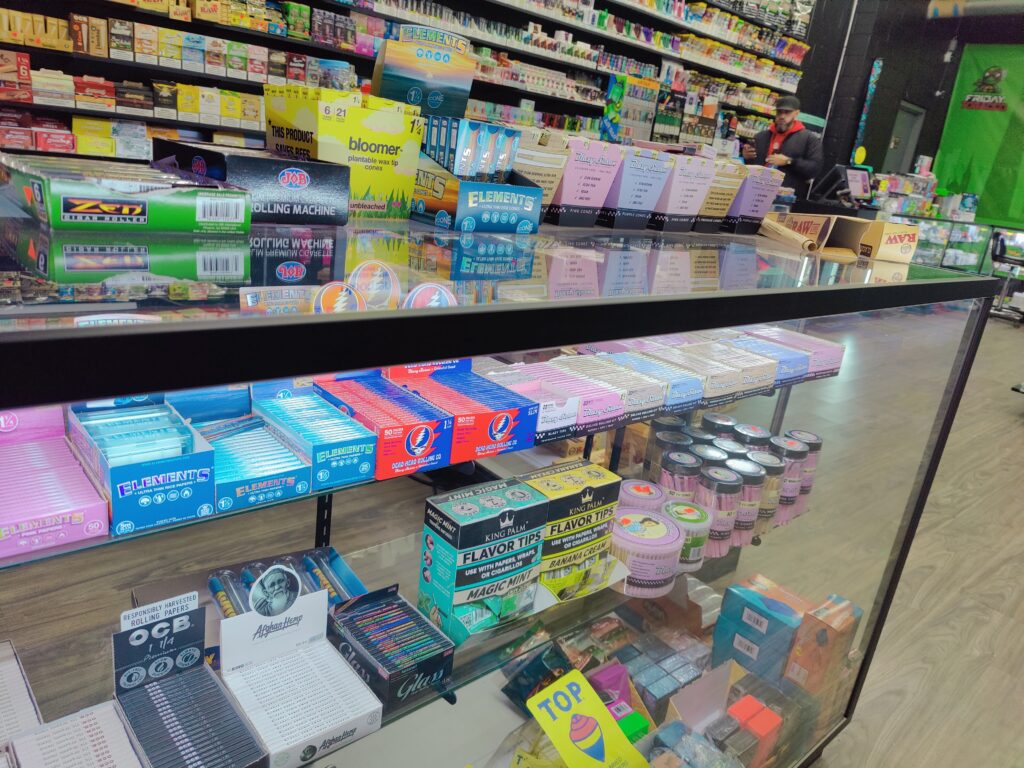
xmin=72 ymin=116 xmax=115 ymax=137
xmin=75 ymin=134 xmax=117 ymax=156
xmin=158 ymin=28 xmax=183 ymax=61
xmin=265 ymin=85 xmax=424 ymax=219
xmin=220 ymin=89 xmax=241 ymax=126
xmin=176 ymin=83 xmax=200 ymax=118
xmin=191 ymin=0 xmax=222 ymax=21
xmin=138 ymin=0 xmax=170 ymax=12
xmin=240 ymin=92 xmax=261 ymax=130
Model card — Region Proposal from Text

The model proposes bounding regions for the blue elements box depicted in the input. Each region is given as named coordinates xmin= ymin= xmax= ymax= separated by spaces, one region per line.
xmin=605 ymin=351 xmax=704 ymax=413
xmin=252 ymin=394 xmax=377 ymax=492
xmin=413 ymin=153 xmax=543 ymax=234
xmin=166 ymin=385 xmax=313 ymax=514
xmin=67 ymin=402 xmax=215 ymax=537
xmin=418 ymin=478 xmax=548 ymax=645
xmin=371 ymin=25 xmax=474 ymax=118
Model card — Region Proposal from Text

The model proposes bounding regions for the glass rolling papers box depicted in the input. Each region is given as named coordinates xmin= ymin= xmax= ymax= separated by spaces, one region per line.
xmin=330 ymin=584 xmax=455 ymax=714
xmin=519 ymin=459 xmax=622 ymax=603
xmin=152 ymin=138 xmax=351 ymax=225
xmin=1 ymin=153 xmax=251 ymax=234
xmin=264 ymin=86 xmax=424 ymax=220
xmin=66 ymin=400 xmax=216 ymax=537
xmin=418 ymin=477 xmax=548 ymax=645
xmin=371 ymin=25 xmax=474 ymax=119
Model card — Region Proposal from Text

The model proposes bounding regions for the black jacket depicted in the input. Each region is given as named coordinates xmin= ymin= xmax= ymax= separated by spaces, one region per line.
xmin=750 ymin=127 xmax=823 ymax=200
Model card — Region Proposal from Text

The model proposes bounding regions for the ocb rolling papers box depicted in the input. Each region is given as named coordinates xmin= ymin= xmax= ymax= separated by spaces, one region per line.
xmin=153 ymin=138 xmax=349 ymax=225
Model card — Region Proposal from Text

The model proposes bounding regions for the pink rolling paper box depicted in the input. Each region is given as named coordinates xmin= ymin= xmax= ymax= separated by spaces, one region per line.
xmin=597 ymin=147 xmax=675 ymax=230
xmin=0 ymin=406 xmax=108 ymax=559
xmin=486 ymin=364 xmax=581 ymax=444
xmin=744 ymin=326 xmax=845 ymax=380
xmin=544 ymin=137 xmax=623 ymax=228
xmin=516 ymin=362 xmax=626 ymax=435
xmin=634 ymin=141 xmax=717 ymax=233
xmin=723 ymin=165 xmax=786 ymax=235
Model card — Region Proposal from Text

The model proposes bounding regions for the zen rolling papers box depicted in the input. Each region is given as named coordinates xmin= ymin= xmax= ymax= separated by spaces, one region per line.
xmin=418 ymin=478 xmax=548 ymax=644
xmin=153 ymin=138 xmax=350 ymax=225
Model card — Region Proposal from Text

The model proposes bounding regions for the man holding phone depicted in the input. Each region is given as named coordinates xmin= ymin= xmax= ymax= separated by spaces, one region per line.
xmin=742 ymin=95 xmax=823 ymax=199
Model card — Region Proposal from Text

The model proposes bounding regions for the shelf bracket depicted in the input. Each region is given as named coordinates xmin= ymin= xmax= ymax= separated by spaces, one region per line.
xmin=315 ymin=493 xmax=334 ymax=548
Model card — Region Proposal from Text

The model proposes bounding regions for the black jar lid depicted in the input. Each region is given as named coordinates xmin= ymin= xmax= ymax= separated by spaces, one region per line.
xmin=698 ymin=466 xmax=743 ymax=494
xmin=746 ymin=450 xmax=786 ymax=476
xmin=734 ymin=423 xmax=772 ymax=446
xmin=681 ymin=425 xmax=717 ymax=445
xmin=701 ymin=412 xmax=737 ymax=434
xmin=712 ymin=438 xmax=749 ymax=459
xmin=691 ymin=444 xmax=729 ymax=467
xmin=655 ymin=431 xmax=693 ymax=452
xmin=785 ymin=429 xmax=822 ymax=452
xmin=662 ymin=450 xmax=702 ymax=476
xmin=768 ymin=435 xmax=810 ymax=460
xmin=725 ymin=458 xmax=767 ymax=485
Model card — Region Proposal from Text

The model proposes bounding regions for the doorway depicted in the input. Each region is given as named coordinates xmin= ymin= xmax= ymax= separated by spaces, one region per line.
xmin=882 ymin=101 xmax=926 ymax=173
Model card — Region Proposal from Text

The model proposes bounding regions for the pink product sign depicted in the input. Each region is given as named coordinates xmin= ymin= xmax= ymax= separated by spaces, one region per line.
xmin=0 ymin=406 xmax=65 ymax=446
xmin=547 ymin=255 xmax=600 ymax=302
xmin=550 ymin=138 xmax=623 ymax=208
xmin=604 ymin=149 xmax=674 ymax=212
xmin=726 ymin=166 xmax=785 ymax=218
xmin=654 ymin=154 xmax=717 ymax=216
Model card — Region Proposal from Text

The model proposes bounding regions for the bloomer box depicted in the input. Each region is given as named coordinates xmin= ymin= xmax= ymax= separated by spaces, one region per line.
xmin=544 ymin=137 xmax=623 ymax=227
xmin=251 ymin=394 xmax=376 ymax=492
xmin=2 ymin=153 xmax=251 ymax=234
xmin=264 ymin=85 xmax=424 ymax=220
xmin=152 ymin=138 xmax=350 ymax=225
xmin=331 ymin=584 xmax=455 ymax=713
xmin=519 ymin=460 xmax=621 ymax=602
xmin=418 ymin=478 xmax=548 ymax=644
xmin=412 ymin=153 xmax=543 ymax=234
xmin=66 ymin=401 xmax=216 ymax=537
xmin=597 ymin=147 xmax=675 ymax=230
xmin=384 ymin=358 xmax=539 ymax=463
xmin=783 ymin=594 xmax=861 ymax=697
xmin=314 ymin=371 xmax=454 ymax=480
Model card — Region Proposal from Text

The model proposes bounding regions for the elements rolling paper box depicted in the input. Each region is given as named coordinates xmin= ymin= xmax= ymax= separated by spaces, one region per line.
xmin=67 ymin=400 xmax=216 ymax=537
xmin=221 ymin=589 xmax=382 ymax=768
xmin=648 ymin=144 xmax=717 ymax=232
xmin=418 ymin=478 xmax=548 ymax=644
xmin=153 ymin=138 xmax=350 ymax=225
xmin=597 ymin=147 xmax=675 ymax=230
xmin=519 ymin=460 xmax=621 ymax=602
xmin=723 ymin=165 xmax=785 ymax=234
xmin=545 ymin=137 xmax=623 ymax=227
xmin=413 ymin=153 xmax=543 ymax=233
xmin=332 ymin=584 xmax=455 ymax=713
xmin=1 ymin=153 xmax=251 ymax=234
xmin=372 ymin=25 xmax=474 ymax=118
xmin=264 ymin=86 xmax=424 ymax=220
xmin=0 ymin=405 xmax=108 ymax=558
xmin=693 ymin=159 xmax=748 ymax=234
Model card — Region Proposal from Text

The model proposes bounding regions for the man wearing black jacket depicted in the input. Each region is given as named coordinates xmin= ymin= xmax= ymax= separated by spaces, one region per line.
xmin=742 ymin=95 xmax=823 ymax=199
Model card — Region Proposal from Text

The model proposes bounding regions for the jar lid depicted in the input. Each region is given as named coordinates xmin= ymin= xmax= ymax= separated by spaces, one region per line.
xmin=681 ymin=426 xmax=717 ymax=445
xmin=613 ymin=509 xmax=682 ymax=551
xmin=655 ymin=430 xmax=693 ymax=451
xmin=652 ymin=414 xmax=687 ymax=433
xmin=769 ymin=435 xmax=809 ymax=460
xmin=734 ymin=424 xmax=772 ymax=445
xmin=698 ymin=466 xmax=742 ymax=493
xmin=785 ymin=429 xmax=822 ymax=451
xmin=701 ymin=412 xmax=737 ymax=433
xmin=725 ymin=458 xmax=767 ymax=485
xmin=620 ymin=479 xmax=666 ymax=503
xmin=690 ymin=444 xmax=729 ymax=467
xmin=662 ymin=450 xmax=702 ymax=476
xmin=712 ymin=438 xmax=749 ymax=459
xmin=662 ymin=500 xmax=710 ymax=526
xmin=746 ymin=450 xmax=786 ymax=475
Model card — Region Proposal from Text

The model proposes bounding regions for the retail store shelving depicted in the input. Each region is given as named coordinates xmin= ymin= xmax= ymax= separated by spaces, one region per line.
xmin=11 ymin=99 xmax=266 ymax=136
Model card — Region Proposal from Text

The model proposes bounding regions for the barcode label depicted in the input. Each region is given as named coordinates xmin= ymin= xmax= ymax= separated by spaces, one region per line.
xmin=609 ymin=702 xmax=631 ymax=718
xmin=684 ymin=545 xmax=703 ymax=561
xmin=197 ymin=251 xmax=245 ymax=279
xmin=733 ymin=634 xmax=759 ymax=660
xmin=196 ymin=196 xmax=245 ymax=223
xmin=742 ymin=607 xmax=769 ymax=634
xmin=786 ymin=661 xmax=808 ymax=685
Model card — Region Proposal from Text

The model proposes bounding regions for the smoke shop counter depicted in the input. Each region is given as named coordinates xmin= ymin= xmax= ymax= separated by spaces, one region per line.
xmin=0 ymin=215 xmax=997 ymax=768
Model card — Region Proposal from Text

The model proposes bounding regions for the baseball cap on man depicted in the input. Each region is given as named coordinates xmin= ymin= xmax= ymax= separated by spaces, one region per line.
xmin=775 ymin=96 xmax=801 ymax=112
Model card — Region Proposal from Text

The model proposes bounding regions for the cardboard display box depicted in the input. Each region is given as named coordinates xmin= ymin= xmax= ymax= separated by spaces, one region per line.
xmin=372 ymin=25 xmax=473 ymax=118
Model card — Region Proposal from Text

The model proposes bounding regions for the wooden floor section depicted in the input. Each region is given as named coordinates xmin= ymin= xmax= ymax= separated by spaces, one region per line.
xmin=1 ymin=305 xmax=1021 ymax=766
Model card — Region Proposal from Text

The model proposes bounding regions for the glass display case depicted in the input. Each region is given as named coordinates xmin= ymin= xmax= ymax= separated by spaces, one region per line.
xmin=881 ymin=213 xmax=995 ymax=274
xmin=0 ymin=217 xmax=997 ymax=768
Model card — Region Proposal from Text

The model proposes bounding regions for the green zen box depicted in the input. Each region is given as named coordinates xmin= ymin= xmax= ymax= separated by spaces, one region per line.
xmin=0 ymin=152 xmax=251 ymax=234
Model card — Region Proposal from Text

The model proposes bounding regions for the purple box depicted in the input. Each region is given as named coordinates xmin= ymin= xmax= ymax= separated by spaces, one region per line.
xmin=598 ymin=147 xmax=675 ymax=230
xmin=723 ymin=165 xmax=785 ymax=234
xmin=649 ymin=148 xmax=717 ymax=233
xmin=545 ymin=137 xmax=622 ymax=227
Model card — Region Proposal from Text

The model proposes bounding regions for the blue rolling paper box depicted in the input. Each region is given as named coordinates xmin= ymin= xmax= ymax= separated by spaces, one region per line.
xmin=727 ymin=337 xmax=811 ymax=387
xmin=67 ymin=399 xmax=216 ymax=537
xmin=165 ymin=385 xmax=313 ymax=514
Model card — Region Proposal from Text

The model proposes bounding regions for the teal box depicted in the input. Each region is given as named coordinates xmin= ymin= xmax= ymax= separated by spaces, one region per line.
xmin=417 ymin=478 xmax=548 ymax=645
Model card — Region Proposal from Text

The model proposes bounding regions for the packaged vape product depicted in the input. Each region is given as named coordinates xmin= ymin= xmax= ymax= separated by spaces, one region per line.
xmin=314 ymin=372 xmax=453 ymax=480
xmin=153 ymin=139 xmax=350 ymax=225
xmin=519 ymin=459 xmax=622 ymax=602
xmin=418 ymin=478 xmax=548 ymax=644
